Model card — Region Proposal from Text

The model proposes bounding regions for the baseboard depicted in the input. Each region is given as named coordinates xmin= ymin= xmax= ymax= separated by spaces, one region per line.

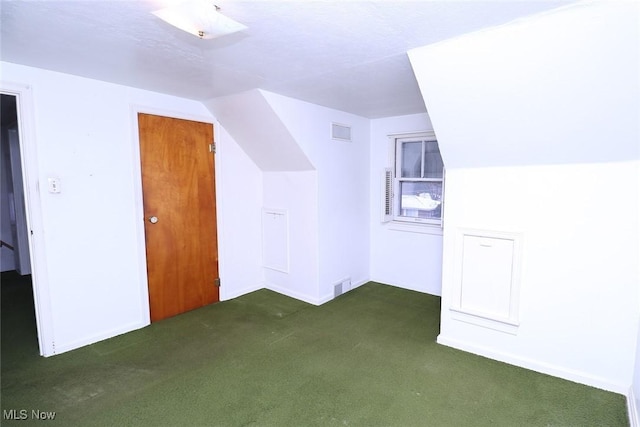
xmin=219 ymin=282 xmax=263 ymax=301
xmin=319 ymin=278 xmax=370 ymax=305
xmin=268 ymin=278 xmax=370 ymax=306
xmin=629 ymin=387 xmax=639 ymax=427
xmin=369 ymin=277 xmax=441 ymax=297
xmin=50 ymin=320 xmax=147 ymax=356
xmin=437 ymin=334 xmax=628 ymax=394
xmin=317 ymin=291 xmax=334 ymax=305
xmin=351 ymin=278 xmax=369 ymax=289
xmin=265 ymin=283 xmax=323 ymax=306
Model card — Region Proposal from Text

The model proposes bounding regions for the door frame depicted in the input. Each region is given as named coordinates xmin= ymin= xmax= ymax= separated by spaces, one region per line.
xmin=0 ymin=81 xmax=54 ymax=356
xmin=129 ymin=105 xmax=221 ymax=322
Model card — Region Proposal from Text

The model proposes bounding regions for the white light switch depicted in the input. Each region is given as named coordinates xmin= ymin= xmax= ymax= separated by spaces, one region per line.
xmin=48 ymin=177 xmax=61 ymax=194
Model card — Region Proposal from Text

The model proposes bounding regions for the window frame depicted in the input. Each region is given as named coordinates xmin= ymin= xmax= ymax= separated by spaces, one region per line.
xmin=392 ymin=131 xmax=444 ymax=227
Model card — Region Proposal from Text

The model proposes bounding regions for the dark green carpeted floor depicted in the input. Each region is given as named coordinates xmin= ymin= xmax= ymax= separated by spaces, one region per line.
xmin=1 ymin=271 xmax=628 ymax=426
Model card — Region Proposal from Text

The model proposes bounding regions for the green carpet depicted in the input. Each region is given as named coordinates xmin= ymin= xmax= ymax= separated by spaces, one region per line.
xmin=1 ymin=271 xmax=628 ymax=426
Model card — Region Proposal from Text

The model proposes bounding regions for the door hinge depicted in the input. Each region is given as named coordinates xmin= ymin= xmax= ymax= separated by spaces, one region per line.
xmin=209 ymin=142 xmax=216 ymax=153
xmin=214 ymin=278 xmax=221 ymax=287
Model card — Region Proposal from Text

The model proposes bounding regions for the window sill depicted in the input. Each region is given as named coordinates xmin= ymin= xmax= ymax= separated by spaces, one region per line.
xmin=387 ymin=221 xmax=443 ymax=236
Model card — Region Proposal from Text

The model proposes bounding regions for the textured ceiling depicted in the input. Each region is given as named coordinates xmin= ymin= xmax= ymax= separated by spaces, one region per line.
xmin=0 ymin=0 xmax=573 ymax=118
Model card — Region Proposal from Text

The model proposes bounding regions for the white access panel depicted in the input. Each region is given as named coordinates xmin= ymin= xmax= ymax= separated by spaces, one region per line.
xmin=451 ymin=228 xmax=522 ymax=333
xmin=460 ymin=235 xmax=514 ymax=319
xmin=262 ymin=208 xmax=289 ymax=273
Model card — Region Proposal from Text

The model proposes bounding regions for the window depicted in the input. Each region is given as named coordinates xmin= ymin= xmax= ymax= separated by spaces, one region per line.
xmin=384 ymin=132 xmax=444 ymax=226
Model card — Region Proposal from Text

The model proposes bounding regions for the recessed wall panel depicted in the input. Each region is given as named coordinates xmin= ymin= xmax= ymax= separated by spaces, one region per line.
xmin=460 ymin=235 xmax=514 ymax=319
xmin=262 ymin=208 xmax=289 ymax=273
xmin=451 ymin=228 xmax=522 ymax=333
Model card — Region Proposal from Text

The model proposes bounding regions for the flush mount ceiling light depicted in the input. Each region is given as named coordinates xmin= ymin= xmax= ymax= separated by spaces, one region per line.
xmin=153 ymin=1 xmax=247 ymax=40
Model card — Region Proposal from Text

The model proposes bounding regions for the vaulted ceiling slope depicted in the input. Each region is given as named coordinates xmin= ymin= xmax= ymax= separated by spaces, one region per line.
xmin=205 ymin=89 xmax=314 ymax=172
xmin=0 ymin=0 xmax=573 ymax=118
xmin=410 ymin=0 xmax=640 ymax=168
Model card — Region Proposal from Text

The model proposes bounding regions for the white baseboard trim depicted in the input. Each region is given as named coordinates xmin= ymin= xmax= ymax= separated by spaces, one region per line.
xmin=349 ymin=278 xmax=369 ymax=291
xmin=437 ymin=334 xmax=628 ymax=394
xmin=629 ymin=387 xmax=639 ymax=427
xmin=265 ymin=283 xmax=322 ymax=306
xmin=267 ymin=278 xmax=371 ymax=306
xmin=318 ymin=278 xmax=370 ymax=304
xmin=219 ymin=282 xmax=263 ymax=301
xmin=318 ymin=292 xmax=334 ymax=305
xmin=50 ymin=320 xmax=147 ymax=356
xmin=369 ymin=277 xmax=442 ymax=297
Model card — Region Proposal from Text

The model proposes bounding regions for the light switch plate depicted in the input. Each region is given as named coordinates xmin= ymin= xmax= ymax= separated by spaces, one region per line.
xmin=47 ymin=177 xmax=61 ymax=194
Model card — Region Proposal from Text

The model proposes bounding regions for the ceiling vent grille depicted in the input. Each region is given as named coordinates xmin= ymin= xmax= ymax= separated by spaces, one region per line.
xmin=331 ymin=122 xmax=351 ymax=142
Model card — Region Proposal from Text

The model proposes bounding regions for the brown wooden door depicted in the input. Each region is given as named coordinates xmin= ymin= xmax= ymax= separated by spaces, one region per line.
xmin=138 ymin=113 xmax=219 ymax=322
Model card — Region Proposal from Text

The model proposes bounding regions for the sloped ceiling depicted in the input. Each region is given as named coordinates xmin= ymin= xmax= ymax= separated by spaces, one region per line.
xmin=409 ymin=1 xmax=639 ymax=168
xmin=204 ymin=89 xmax=314 ymax=171
xmin=0 ymin=0 xmax=573 ymax=119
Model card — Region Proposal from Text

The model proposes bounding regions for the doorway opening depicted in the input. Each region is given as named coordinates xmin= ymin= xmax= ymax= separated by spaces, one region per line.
xmin=1 ymin=94 xmax=31 ymax=274
xmin=0 ymin=93 xmax=39 ymax=354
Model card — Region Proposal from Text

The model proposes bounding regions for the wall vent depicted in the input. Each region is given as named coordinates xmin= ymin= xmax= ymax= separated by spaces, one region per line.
xmin=334 ymin=283 xmax=343 ymax=298
xmin=331 ymin=122 xmax=351 ymax=141
xmin=334 ymin=277 xmax=352 ymax=298
xmin=381 ymin=168 xmax=393 ymax=222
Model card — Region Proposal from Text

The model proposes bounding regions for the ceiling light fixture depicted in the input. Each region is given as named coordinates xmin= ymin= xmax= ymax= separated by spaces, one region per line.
xmin=153 ymin=1 xmax=247 ymax=40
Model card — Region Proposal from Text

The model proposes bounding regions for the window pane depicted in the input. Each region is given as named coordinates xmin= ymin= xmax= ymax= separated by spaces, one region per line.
xmin=399 ymin=181 xmax=442 ymax=220
xmin=423 ymin=140 xmax=444 ymax=178
xmin=401 ymin=141 xmax=422 ymax=178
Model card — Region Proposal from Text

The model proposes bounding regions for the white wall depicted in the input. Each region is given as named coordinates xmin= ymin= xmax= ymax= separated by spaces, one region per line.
xmin=262 ymin=171 xmax=320 ymax=303
xmin=205 ymin=90 xmax=316 ymax=302
xmin=214 ymin=124 xmax=264 ymax=301
xmin=0 ymin=62 xmax=263 ymax=354
xmin=369 ymin=113 xmax=443 ymax=296
xmin=262 ymin=91 xmax=370 ymax=302
xmin=440 ymin=162 xmax=639 ymax=392
xmin=409 ymin=1 xmax=640 ymax=392
xmin=209 ymin=91 xmax=439 ymax=304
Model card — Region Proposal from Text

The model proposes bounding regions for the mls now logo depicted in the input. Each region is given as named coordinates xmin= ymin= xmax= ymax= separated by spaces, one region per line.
xmin=3 ymin=409 xmax=28 ymax=420
xmin=3 ymin=409 xmax=56 ymax=420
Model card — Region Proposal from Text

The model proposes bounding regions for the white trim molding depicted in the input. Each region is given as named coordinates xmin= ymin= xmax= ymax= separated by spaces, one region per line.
xmin=629 ymin=386 xmax=639 ymax=427
xmin=449 ymin=228 xmax=524 ymax=333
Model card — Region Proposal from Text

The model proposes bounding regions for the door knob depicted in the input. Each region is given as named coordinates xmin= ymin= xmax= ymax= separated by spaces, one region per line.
xmin=149 ymin=216 xmax=158 ymax=224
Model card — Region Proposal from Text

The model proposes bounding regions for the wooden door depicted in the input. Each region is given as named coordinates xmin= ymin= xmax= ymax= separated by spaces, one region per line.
xmin=138 ymin=113 xmax=219 ymax=322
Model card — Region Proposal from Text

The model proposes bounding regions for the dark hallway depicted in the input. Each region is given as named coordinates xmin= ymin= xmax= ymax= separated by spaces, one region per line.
xmin=1 ymin=271 xmax=39 ymax=363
